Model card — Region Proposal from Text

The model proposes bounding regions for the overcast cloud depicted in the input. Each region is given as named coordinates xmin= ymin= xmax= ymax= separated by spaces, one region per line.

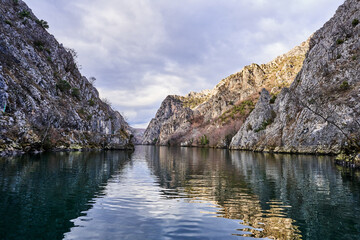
xmin=25 ymin=0 xmax=344 ymax=128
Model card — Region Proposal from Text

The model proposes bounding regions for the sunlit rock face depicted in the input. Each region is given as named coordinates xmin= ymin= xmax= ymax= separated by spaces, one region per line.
xmin=231 ymin=0 xmax=360 ymax=154
xmin=0 ymin=0 xmax=133 ymax=155
xmin=143 ymin=39 xmax=309 ymax=147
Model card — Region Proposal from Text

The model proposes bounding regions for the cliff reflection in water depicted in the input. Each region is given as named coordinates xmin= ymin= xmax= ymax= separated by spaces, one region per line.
xmin=0 ymin=151 xmax=131 ymax=240
xmin=145 ymin=146 xmax=360 ymax=240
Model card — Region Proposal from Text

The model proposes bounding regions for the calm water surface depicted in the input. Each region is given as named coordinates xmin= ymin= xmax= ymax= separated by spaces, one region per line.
xmin=0 ymin=146 xmax=360 ymax=240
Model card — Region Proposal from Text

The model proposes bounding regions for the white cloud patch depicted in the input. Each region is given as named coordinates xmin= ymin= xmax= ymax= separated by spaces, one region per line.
xmin=26 ymin=0 xmax=344 ymax=127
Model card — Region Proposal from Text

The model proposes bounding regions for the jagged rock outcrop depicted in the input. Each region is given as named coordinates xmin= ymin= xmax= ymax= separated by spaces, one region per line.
xmin=230 ymin=89 xmax=275 ymax=149
xmin=142 ymin=95 xmax=193 ymax=144
xmin=0 ymin=0 xmax=133 ymax=155
xmin=231 ymin=0 xmax=360 ymax=155
xmin=143 ymin=39 xmax=309 ymax=146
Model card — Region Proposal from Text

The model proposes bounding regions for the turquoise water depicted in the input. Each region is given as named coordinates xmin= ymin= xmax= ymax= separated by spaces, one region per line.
xmin=0 ymin=146 xmax=359 ymax=239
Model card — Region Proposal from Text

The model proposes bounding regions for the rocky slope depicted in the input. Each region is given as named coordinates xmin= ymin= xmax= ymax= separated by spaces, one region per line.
xmin=231 ymin=0 xmax=360 ymax=159
xmin=143 ymin=39 xmax=309 ymax=147
xmin=0 ymin=0 xmax=133 ymax=155
xmin=143 ymin=95 xmax=194 ymax=144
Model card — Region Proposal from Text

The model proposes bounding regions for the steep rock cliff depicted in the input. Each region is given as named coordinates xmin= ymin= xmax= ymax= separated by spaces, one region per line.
xmin=0 ymin=0 xmax=133 ymax=155
xmin=143 ymin=40 xmax=309 ymax=146
xmin=231 ymin=0 xmax=360 ymax=155
xmin=142 ymin=95 xmax=193 ymax=144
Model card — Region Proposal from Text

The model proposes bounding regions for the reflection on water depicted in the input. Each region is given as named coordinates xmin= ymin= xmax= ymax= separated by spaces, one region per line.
xmin=0 ymin=151 xmax=130 ymax=240
xmin=1 ymin=146 xmax=360 ymax=240
xmin=146 ymin=147 xmax=360 ymax=240
xmin=147 ymin=147 xmax=301 ymax=239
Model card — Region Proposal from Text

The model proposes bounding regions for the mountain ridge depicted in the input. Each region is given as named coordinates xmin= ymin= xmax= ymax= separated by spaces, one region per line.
xmin=0 ymin=0 xmax=133 ymax=155
xmin=143 ymin=38 xmax=310 ymax=147
xmin=230 ymin=0 xmax=360 ymax=161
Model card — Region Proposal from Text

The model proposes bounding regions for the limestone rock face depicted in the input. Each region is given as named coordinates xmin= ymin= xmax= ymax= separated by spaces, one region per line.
xmin=142 ymin=95 xmax=192 ymax=144
xmin=197 ymin=39 xmax=309 ymax=123
xmin=230 ymin=89 xmax=275 ymax=149
xmin=143 ymin=39 xmax=309 ymax=146
xmin=0 ymin=0 xmax=133 ymax=155
xmin=231 ymin=0 xmax=360 ymax=154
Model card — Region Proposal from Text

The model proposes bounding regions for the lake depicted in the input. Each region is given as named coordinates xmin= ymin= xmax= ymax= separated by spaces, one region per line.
xmin=0 ymin=146 xmax=359 ymax=240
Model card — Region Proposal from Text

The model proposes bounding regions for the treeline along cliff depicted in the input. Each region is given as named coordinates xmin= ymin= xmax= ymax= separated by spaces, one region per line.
xmin=0 ymin=0 xmax=133 ymax=155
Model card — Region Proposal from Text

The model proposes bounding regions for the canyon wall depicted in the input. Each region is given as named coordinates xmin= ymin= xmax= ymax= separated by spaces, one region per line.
xmin=0 ymin=0 xmax=133 ymax=155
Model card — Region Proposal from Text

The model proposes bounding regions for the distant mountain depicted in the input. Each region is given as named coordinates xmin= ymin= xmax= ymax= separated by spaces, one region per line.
xmin=130 ymin=128 xmax=145 ymax=145
xmin=0 ymin=0 xmax=133 ymax=155
xmin=143 ymin=39 xmax=309 ymax=147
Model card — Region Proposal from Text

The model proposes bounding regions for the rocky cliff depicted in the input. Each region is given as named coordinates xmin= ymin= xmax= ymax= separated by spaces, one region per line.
xmin=231 ymin=0 xmax=360 ymax=158
xmin=0 ymin=0 xmax=133 ymax=155
xmin=143 ymin=39 xmax=309 ymax=147
xmin=142 ymin=95 xmax=193 ymax=145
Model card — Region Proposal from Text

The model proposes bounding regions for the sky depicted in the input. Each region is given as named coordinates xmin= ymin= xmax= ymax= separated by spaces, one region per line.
xmin=25 ymin=0 xmax=344 ymax=128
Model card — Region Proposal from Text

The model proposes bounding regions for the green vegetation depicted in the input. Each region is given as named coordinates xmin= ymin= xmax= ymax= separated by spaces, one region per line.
xmin=337 ymin=54 xmax=342 ymax=59
xmin=78 ymin=108 xmax=86 ymax=115
xmin=13 ymin=0 xmax=19 ymax=5
xmin=254 ymin=110 xmax=276 ymax=133
xmin=36 ymin=19 xmax=49 ymax=29
xmin=182 ymin=96 xmax=209 ymax=109
xmin=336 ymin=39 xmax=344 ymax=45
xmin=152 ymin=138 xmax=158 ymax=145
xmin=269 ymin=94 xmax=277 ymax=104
xmin=352 ymin=55 xmax=357 ymax=61
xmin=88 ymin=99 xmax=95 ymax=106
xmin=19 ymin=10 xmax=30 ymax=19
xmin=5 ymin=20 xmax=12 ymax=26
xmin=33 ymin=40 xmax=45 ymax=50
xmin=247 ymin=123 xmax=253 ymax=131
xmin=199 ymin=135 xmax=209 ymax=145
xmin=53 ymin=72 xmax=60 ymax=79
xmin=71 ymin=88 xmax=81 ymax=99
xmin=255 ymin=119 xmax=273 ymax=133
xmin=219 ymin=99 xmax=255 ymax=123
xmin=352 ymin=19 xmax=359 ymax=27
xmin=56 ymin=80 xmax=71 ymax=92
xmin=37 ymin=19 xmax=49 ymax=29
xmin=340 ymin=81 xmax=349 ymax=91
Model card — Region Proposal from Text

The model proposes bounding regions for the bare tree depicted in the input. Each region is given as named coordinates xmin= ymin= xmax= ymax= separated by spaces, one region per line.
xmin=89 ymin=76 xmax=96 ymax=86
xmin=65 ymin=47 xmax=82 ymax=70
xmin=121 ymin=112 xmax=129 ymax=122
xmin=101 ymin=98 xmax=112 ymax=107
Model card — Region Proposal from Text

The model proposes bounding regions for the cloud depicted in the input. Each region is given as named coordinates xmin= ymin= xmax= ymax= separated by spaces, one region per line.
xmin=98 ymin=73 xmax=186 ymax=108
xmin=25 ymin=0 xmax=344 ymax=128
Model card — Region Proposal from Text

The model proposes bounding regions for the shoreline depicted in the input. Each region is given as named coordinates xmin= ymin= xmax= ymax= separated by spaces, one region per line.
xmin=139 ymin=144 xmax=360 ymax=169
xmin=2 ymin=144 xmax=358 ymax=170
